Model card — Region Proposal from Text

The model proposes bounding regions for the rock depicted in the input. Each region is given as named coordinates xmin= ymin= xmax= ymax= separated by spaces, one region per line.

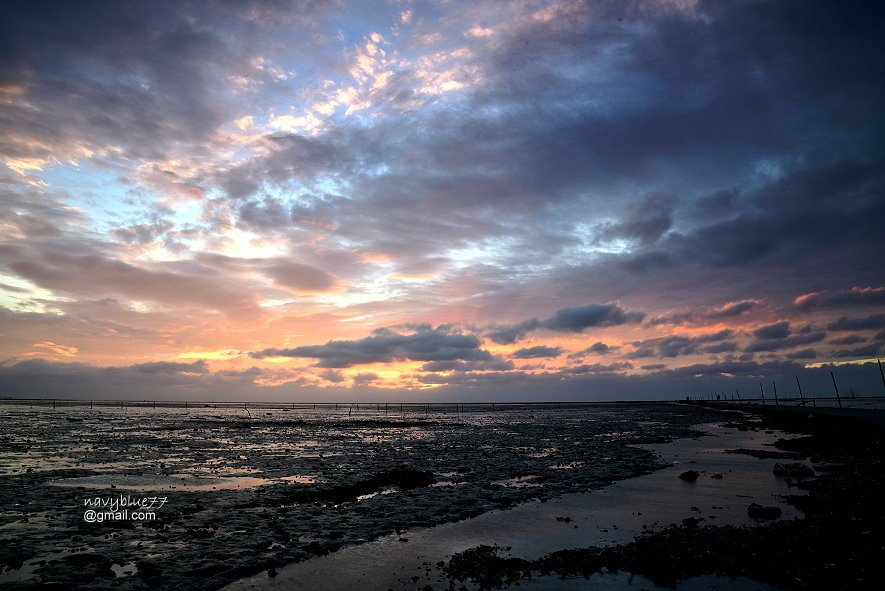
xmin=747 ymin=503 xmax=782 ymax=519
xmin=679 ymin=470 xmax=700 ymax=481
xmin=682 ymin=517 xmax=704 ymax=527
xmin=773 ymin=463 xmax=815 ymax=478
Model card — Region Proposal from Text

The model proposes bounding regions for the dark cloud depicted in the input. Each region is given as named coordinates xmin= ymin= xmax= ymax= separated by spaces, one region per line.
xmin=320 ymin=369 xmax=344 ymax=383
xmin=796 ymin=287 xmax=885 ymax=311
xmin=0 ymin=358 xmax=282 ymax=400
xmin=420 ymin=358 xmax=515 ymax=373
xmin=596 ymin=193 xmax=674 ymax=245
xmin=567 ymin=362 xmax=633 ymax=375
xmin=588 ymin=342 xmax=615 ymax=355
xmin=512 ymin=346 xmax=564 ymax=359
xmin=251 ymin=325 xmax=491 ymax=368
xmin=753 ymin=321 xmax=790 ymax=340
xmin=826 ymin=314 xmax=885 ymax=331
xmin=130 ymin=360 xmax=207 ymax=374
xmin=352 ymin=373 xmax=378 ymax=386
xmin=829 ymin=335 xmax=865 ymax=346
xmin=745 ymin=322 xmax=827 ymax=353
xmin=832 ymin=343 xmax=883 ymax=358
xmin=650 ymin=299 xmax=765 ymax=326
xmin=705 ymin=300 xmax=765 ymax=320
xmin=0 ymin=0 xmax=332 ymax=166
xmin=627 ymin=329 xmax=735 ymax=359
xmin=488 ymin=303 xmax=645 ymax=344
xmin=786 ymin=349 xmax=818 ymax=360
xmin=703 ymin=341 xmax=739 ymax=354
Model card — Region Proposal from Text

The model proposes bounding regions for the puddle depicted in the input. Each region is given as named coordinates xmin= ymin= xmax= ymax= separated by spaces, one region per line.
xmin=355 ymin=487 xmax=397 ymax=501
xmin=111 ymin=561 xmax=138 ymax=578
xmin=492 ymin=475 xmax=543 ymax=488
xmin=49 ymin=474 xmax=274 ymax=491
xmin=514 ymin=571 xmax=781 ymax=590
xmin=277 ymin=475 xmax=319 ymax=484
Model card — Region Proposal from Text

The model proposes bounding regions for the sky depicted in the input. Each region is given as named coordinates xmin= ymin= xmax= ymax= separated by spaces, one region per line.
xmin=1 ymin=0 xmax=884 ymax=402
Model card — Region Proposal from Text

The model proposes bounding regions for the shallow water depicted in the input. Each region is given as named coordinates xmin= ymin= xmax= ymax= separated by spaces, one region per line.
xmin=224 ymin=422 xmax=806 ymax=590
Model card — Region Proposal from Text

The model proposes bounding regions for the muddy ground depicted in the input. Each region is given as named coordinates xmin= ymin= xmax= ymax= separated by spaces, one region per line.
xmin=0 ymin=403 xmax=729 ymax=590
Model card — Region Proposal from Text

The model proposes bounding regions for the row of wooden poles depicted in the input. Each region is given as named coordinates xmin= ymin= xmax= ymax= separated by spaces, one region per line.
xmin=698 ymin=358 xmax=885 ymax=410
xmin=32 ymin=359 xmax=885 ymax=411
xmin=41 ymin=400 xmax=521 ymax=412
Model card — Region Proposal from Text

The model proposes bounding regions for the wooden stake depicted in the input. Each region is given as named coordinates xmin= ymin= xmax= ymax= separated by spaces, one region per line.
xmin=759 ymin=382 xmax=765 ymax=405
xmin=878 ymin=359 xmax=885 ymax=393
xmin=796 ymin=376 xmax=804 ymax=403
xmin=830 ymin=371 xmax=842 ymax=409
xmin=772 ymin=381 xmax=779 ymax=406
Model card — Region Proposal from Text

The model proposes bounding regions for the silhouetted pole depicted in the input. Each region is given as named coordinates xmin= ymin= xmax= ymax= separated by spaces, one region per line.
xmin=796 ymin=376 xmax=804 ymax=404
xmin=830 ymin=371 xmax=842 ymax=409
xmin=772 ymin=381 xmax=779 ymax=406
xmin=879 ymin=359 xmax=885 ymax=393
xmin=759 ymin=382 xmax=766 ymax=405
xmin=736 ymin=388 xmax=741 ymax=404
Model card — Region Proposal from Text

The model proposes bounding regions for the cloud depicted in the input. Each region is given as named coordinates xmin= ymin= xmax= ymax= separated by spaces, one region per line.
xmin=320 ymin=369 xmax=345 ymax=383
xmin=488 ymin=303 xmax=645 ymax=344
xmin=420 ymin=358 xmax=515 ymax=373
xmin=829 ymin=335 xmax=866 ymax=346
xmin=832 ymin=343 xmax=883 ymax=358
xmin=264 ymin=261 xmax=338 ymax=293
xmin=796 ymin=287 xmax=885 ymax=311
xmin=649 ymin=299 xmax=765 ymax=326
xmin=753 ymin=321 xmax=790 ymax=340
xmin=511 ymin=345 xmax=564 ymax=359
xmin=705 ymin=299 xmax=765 ymax=320
xmin=745 ymin=322 xmax=827 ymax=353
xmin=0 ymin=0 xmax=334 ymax=170
xmin=627 ymin=329 xmax=735 ymax=359
xmin=588 ymin=342 xmax=615 ymax=355
xmin=786 ymin=348 xmax=818 ymax=360
xmin=826 ymin=314 xmax=885 ymax=331
xmin=596 ymin=192 xmax=674 ymax=245
xmin=29 ymin=341 xmax=78 ymax=358
xmin=130 ymin=360 xmax=208 ymax=374
xmin=251 ymin=325 xmax=491 ymax=368
xmin=3 ymin=249 xmax=259 ymax=317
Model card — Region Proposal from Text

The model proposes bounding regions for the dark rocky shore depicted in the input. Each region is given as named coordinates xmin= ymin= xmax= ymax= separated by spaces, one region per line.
xmin=443 ymin=405 xmax=885 ymax=590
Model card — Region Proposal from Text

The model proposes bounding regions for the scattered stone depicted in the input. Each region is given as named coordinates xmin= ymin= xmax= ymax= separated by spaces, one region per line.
xmin=773 ymin=463 xmax=815 ymax=478
xmin=679 ymin=470 xmax=699 ymax=481
xmin=747 ymin=503 xmax=782 ymax=519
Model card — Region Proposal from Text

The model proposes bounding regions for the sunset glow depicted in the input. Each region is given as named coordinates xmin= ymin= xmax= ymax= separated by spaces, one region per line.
xmin=1 ymin=0 xmax=883 ymax=401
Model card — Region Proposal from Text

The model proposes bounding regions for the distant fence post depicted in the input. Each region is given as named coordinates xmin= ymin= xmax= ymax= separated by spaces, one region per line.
xmin=772 ymin=381 xmax=779 ymax=406
xmin=759 ymin=383 xmax=765 ymax=405
xmin=879 ymin=359 xmax=885 ymax=393
xmin=830 ymin=371 xmax=842 ymax=409
xmin=796 ymin=376 xmax=804 ymax=404
xmin=736 ymin=388 xmax=741 ymax=404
